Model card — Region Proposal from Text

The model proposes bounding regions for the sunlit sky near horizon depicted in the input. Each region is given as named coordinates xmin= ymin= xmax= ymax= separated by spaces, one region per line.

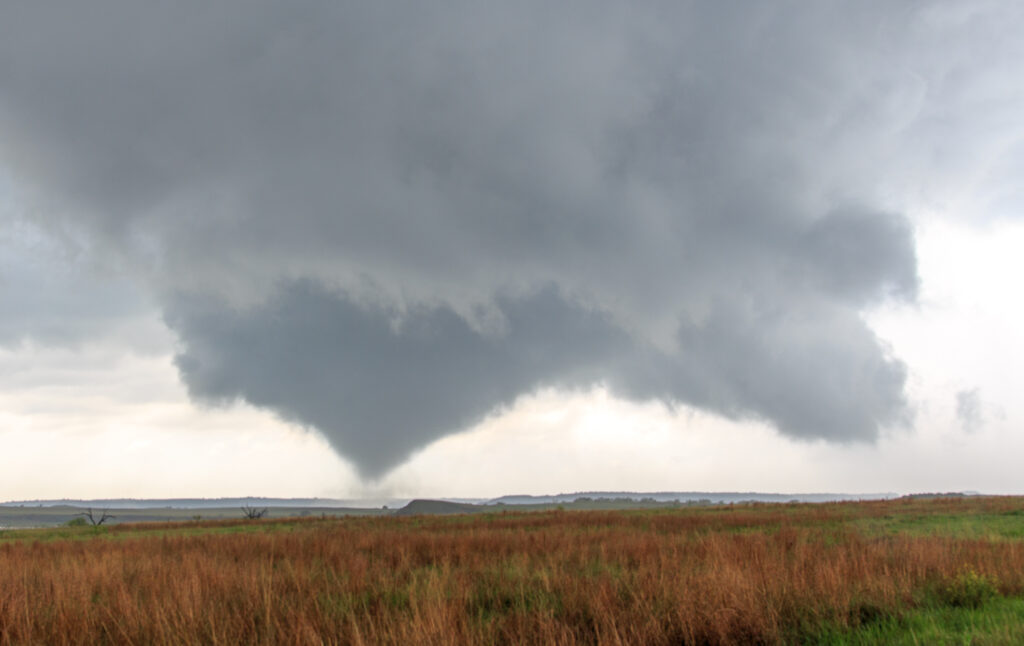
xmin=2 ymin=2 xmax=1024 ymax=501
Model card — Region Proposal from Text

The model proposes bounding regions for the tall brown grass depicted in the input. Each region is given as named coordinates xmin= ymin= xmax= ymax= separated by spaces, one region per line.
xmin=1 ymin=498 xmax=1022 ymax=645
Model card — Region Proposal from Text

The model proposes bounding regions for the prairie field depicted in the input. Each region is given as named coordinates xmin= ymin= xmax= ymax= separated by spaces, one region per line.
xmin=1 ymin=497 xmax=1023 ymax=645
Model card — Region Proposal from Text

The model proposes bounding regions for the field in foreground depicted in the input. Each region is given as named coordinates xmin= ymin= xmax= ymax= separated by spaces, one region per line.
xmin=1 ymin=497 xmax=1023 ymax=645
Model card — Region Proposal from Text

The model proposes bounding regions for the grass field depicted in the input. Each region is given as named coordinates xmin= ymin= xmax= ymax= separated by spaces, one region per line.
xmin=1 ymin=497 xmax=1022 ymax=644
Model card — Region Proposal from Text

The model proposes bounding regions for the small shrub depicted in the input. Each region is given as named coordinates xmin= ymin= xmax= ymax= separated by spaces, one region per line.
xmin=65 ymin=517 xmax=88 ymax=527
xmin=938 ymin=569 xmax=998 ymax=609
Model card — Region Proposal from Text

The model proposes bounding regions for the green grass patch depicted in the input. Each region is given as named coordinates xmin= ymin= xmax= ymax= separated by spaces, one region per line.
xmin=852 ymin=510 xmax=1024 ymax=540
xmin=809 ymin=595 xmax=1024 ymax=645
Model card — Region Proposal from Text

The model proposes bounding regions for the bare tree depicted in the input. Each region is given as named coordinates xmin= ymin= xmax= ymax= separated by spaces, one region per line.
xmin=241 ymin=504 xmax=268 ymax=520
xmin=78 ymin=508 xmax=115 ymax=526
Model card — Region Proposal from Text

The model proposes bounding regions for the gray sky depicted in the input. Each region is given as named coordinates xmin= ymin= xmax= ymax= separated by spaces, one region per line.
xmin=1 ymin=2 xmax=1023 ymax=498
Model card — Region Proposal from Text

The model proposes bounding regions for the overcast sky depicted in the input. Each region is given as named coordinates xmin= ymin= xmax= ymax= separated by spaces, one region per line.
xmin=2 ymin=2 xmax=1023 ymax=501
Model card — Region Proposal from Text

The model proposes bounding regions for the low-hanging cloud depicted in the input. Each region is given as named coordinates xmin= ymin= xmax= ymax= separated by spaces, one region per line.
xmin=6 ymin=2 xmax=1015 ymax=475
xmin=167 ymin=280 xmax=909 ymax=476
xmin=956 ymin=389 xmax=984 ymax=434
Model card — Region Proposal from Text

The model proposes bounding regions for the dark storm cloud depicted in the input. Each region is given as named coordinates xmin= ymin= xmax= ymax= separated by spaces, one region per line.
xmin=0 ymin=1 xmax=986 ymax=474
xmin=167 ymin=283 xmax=637 ymax=475
xmin=168 ymin=280 xmax=907 ymax=476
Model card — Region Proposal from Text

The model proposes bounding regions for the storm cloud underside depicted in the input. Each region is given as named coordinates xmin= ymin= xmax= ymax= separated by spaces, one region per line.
xmin=1 ymin=1 xmax=985 ymax=475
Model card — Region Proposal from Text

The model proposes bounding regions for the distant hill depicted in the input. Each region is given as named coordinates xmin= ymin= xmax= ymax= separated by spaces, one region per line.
xmin=394 ymin=500 xmax=486 ymax=516
xmin=486 ymin=491 xmax=897 ymax=505
xmin=388 ymin=491 xmax=907 ymax=517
